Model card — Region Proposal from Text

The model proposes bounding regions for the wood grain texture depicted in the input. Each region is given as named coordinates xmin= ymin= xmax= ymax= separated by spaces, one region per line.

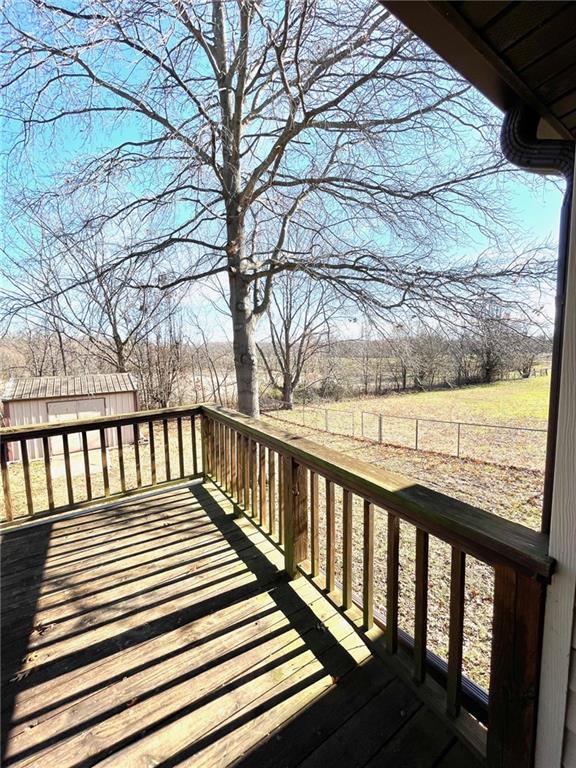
xmin=203 ymin=406 xmax=553 ymax=580
xmin=0 ymin=483 xmax=482 ymax=768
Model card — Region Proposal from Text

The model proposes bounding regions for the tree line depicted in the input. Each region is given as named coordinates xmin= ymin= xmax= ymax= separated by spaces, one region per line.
xmin=0 ymin=265 xmax=550 ymax=413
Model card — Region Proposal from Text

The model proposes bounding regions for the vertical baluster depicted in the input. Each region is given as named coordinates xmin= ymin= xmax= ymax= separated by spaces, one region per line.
xmin=236 ymin=432 xmax=241 ymax=504
xmin=447 ymin=547 xmax=466 ymax=717
xmin=326 ymin=479 xmax=335 ymax=592
xmin=269 ymin=450 xmax=276 ymax=536
xmin=310 ymin=471 xmax=319 ymax=577
xmin=210 ymin=420 xmax=216 ymax=477
xmin=243 ymin=435 xmax=250 ymax=510
xmin=116 ymin=426 xmax=126 ymax=493
xmin=42 ymin=434 xmax=54 ymax=510
xmin=201 ymin=416 xmax=208 ymax=479
xmin=363 ymin=500 xmax=374 ymax=630
xmin=258 ymin=443 xmax=266 ymax=525
xmin=222 ymin=425 xmax=227 ymax=490
xmin=343 ymin=489 xmax=353 ymax=609
xmin=134 ymin=423 xmax=142 ymax=487
xmin=148 ymin=421 xmax=156 ymax=485
xmin=226 ymin=426 xmax=231 ymax=492
xmin=386 ymin=513 xmax=400 ymax=653
xmin=177 ymin=417 xmax=185 ymax=478
xmin=100 ymin=428 xmax=110 ymax=496
xmin=214 ymin=422 xmax=219 ymax=483
xmin=62 ymin=433 xmax=74 ymax=506
xmin=231 ymin=430 xmax=237 ymax=500
xmin=191 ymin=414 xmax=199 ymax=475
xmin=219 ymin=423 xmax=224 ymax=485
xmin=207 ymin=420 xmax=213 ymax=477
xmin=278 ymin=455 xmax=284 ymax=545
xmin=215 ymin=422 xmax=220 ymax=485
xmin=21 ymin=440 xmax=34 ymax=515
xmin=163 ymin=418 xmax=171 ymax=481
xmin=1 ymin=440 xmax=13 ymax=521
xmin=80 ymin=431 xmax=91 ymax=501
xmin=250 ymin=438 xmax=257 ymax=517
xmin=413 ymin=529 xmax=429 ymax=683
xmin=228 ymin=427 xmax=233 ymax=493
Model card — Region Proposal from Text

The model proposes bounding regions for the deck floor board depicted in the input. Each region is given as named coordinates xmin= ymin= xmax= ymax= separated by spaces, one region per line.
xmin=1 ymin=483 xmax=483 ymax=767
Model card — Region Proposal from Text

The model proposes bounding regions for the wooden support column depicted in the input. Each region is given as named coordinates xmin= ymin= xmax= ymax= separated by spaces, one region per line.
xmin=488 ymin=566 xmax=547 ymax=768
xmin=283 ymin=456 xmax=308 ymax=579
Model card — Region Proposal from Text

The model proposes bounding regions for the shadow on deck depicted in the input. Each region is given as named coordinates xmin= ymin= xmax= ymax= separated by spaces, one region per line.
xmin=1 ymin=483 xmax=481 ymax=767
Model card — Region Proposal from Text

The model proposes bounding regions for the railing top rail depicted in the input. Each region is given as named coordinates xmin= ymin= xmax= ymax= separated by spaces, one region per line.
xmin=0 ymin=404 xmax=204 ymax=442
xmin=204 ymin=405 xmax=553 ymax=581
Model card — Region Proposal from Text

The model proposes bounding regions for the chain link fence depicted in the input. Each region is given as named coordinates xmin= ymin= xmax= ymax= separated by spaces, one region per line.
xmin=264 ymin=403 xmax=548 ymax=471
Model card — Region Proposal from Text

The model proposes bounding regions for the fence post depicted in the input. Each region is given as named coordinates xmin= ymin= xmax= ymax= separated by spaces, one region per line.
xmin=456 ymin=423 xmax=461 ymax=458
xmin=379 ymin=414 xmax=383 ymax=443
xmin=361 ymin=411 xmax=365 ymax=437
xmin=352 ymin=412 xmax=355 ymax=437
xmin=415 ymin=419 xmax=419 ymax=450
xmin=283 ymin=455 xmax=308 ymax=579
xmin=325 ymin=409 xmax=329 ymax=432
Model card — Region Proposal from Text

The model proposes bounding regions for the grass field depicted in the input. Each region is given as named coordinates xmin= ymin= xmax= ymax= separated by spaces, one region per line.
xmin=269 ymin=376 xmax=550 ymax=470
xmin=309 ymin=375 xmax=550 ymax=426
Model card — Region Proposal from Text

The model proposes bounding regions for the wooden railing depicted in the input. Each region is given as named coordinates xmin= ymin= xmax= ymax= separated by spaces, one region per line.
xmin=201 ymin=405 xmax=554 ymax=768
xmin=0 ymin=403 xmax=554 ymax=767
xmin=0 ymin=405 xmax=202 ymax=521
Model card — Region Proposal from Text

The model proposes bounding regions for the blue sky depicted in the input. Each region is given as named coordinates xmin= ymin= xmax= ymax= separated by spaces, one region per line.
xmin=0 ymin=2 xmax=565 ymax=344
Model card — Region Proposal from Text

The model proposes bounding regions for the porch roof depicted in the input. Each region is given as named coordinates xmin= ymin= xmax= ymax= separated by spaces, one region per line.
xmin=384 ymin=1 xmax=576 ymax=140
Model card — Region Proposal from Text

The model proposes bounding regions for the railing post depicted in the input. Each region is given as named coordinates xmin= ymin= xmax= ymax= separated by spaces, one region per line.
xmin=487 ymin=565 xmax=547 ymax=768
xmin=379 ymin=414 xmax=383 ymax=443
xmin=283 ymin=455 xmax=308 ymax=579
xmin=1 ymin=440 xmax=13 ymax=522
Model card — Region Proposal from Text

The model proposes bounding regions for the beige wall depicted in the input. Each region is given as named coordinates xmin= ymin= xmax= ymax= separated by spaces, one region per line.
xmin=5 ymin=391 xmax=138 ymax=461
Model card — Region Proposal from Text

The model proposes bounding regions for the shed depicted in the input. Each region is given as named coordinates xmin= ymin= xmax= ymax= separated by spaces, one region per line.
xmin=1 ymin=373 xmax=138 ymax=461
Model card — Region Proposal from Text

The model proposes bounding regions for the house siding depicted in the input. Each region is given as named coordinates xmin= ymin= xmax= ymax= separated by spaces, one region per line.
xmin=565 ymin=642 xmax=576 ymax=767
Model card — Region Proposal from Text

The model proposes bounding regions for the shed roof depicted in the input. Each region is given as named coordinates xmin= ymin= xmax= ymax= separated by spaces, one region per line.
xmin=2 ymin=373 xmax=138 ymax=402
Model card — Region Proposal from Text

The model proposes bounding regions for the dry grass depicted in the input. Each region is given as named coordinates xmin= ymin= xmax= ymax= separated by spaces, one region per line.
xmin=271 ymin=377 xmax=550 ymax=470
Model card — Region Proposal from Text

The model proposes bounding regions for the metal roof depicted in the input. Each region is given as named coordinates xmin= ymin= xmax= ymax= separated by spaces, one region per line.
xmin=1 ymin=373 xmax=138 ymax=402
xmin=384 ymin=1 xmax=576 ymax=140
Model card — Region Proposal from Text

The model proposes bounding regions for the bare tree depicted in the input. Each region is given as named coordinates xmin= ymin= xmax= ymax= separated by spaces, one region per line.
xmin=410 ymin=330 xmax=448 ymax=390
xmin=1 ymin=1 xmax=555 ymax=414
xmin=132 ymin=314 xmax=185 ymax=408
xmin=257 ymin=271 xmax=340 ymax=408
xmin=7 ymin=233 xmax=185 ymax=373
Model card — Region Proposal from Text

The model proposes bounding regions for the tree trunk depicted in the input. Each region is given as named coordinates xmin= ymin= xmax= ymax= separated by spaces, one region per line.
xmin=229 ymin=270 xmax=259 ymax=417
xmin=282 ymin=372 xmax=294 ymax=410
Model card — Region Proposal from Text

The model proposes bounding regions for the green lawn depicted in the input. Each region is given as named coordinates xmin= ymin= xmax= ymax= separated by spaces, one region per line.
xmin=316 ymin=375 xmax=550 ymax=428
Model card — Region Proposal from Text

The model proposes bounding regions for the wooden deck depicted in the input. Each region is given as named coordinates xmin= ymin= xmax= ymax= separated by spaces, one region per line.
xmin=1 ymin=482 xmax=483 ymax=768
